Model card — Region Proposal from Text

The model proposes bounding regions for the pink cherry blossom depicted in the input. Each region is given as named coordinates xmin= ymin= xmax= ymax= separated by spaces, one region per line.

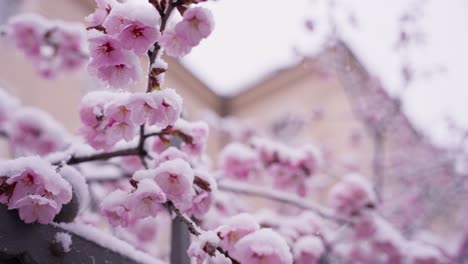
xmin=85 ymin=0 xmax=118 ymax=27
xmin=216 ymin=213 xmax=260 ymax=252
xmin=293 ymin=236 xmax=324 ymax=264
xmin=13 ymin=195 xmax=60 ymax=224
xmin=101 ymin=189 xmax=131 ymax=227
xmin=9 ymin=107 xmax=68 ymax=156
xmin=88 ymin=34 xmax=125 ymax=65
xmin=79 ymin=91 xmax=136 ymax=150
xmin=231 ymin=229 xmax=293 ymax=264
xmin=88 ymin=50 xmax=142 ymax=88
xmin=102 ymin=1 xmax=160 ymax=55
xmin=126 ymin=92 xmax=159 ymax=126
xmin=118 ymin=21 xmax=160 ymax=55
xmin=173 ymin=119 xmax=209 ymax=156
xmin=148 ymin=89 xmax=183 ymax=129
xmin=219 ymin=142 xmax=259 ymax=180
xmin=79 ymin=91 xmax=116 ymax=127
xmin=188 ymin=230 xmax=221 ymax=264
xmin=155 ymin=147 xmax=189 ymax=166
xmin=328 ymin=174 xmax=377 ymax=218
xmin=153 ymin=158 xmax=195 ymax=205
xmin=6 ymin=13 xmax=47 ymax=56
xmin=7 ymin=169 xmax=45 ymax=207
xmin=175 ymin=7 xmax=214 ymax=46
xmin=126 ymin=178 xmax=166 ymax=220
xmin=159 ymin=29 xmax=193 ymax=58
xmin=187 ymin=169 xmax=216 ymax=217
xmin=6 ymin=14 xmax=87 ymax=78
xmin=106 ymin=120 xmax=137 ymax=143
xmin=0 ymin=157 xmax=72 ymax=224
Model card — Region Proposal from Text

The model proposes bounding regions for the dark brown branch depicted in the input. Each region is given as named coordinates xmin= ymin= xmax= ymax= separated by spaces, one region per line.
xmin=168 ymin=202 xmax=201 ymax=236
xmin=167 ymin=202 xmax=240 ymax=263
xmin=65 ymin=148 xmax=140 ymax=165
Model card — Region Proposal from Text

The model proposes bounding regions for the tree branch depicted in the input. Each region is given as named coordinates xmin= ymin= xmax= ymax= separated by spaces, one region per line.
xmin=217 ymin=180 xmax=351 ymax=225
xmin=168 ymin=202 xmax=201 ymax=236
xmin=65 ymin=147 xmax=140 ymax=165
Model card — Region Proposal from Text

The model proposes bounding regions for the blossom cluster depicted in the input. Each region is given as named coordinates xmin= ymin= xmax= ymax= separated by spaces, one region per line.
xmin=0 ymin=157 xmax=72 ymax=224
xmin=159 ymin=6 xmax=214 ymax=57
xmin=79 ymin=89 xmax=182 ymax=150
xmin=189 ymin=213 xmax=293 ymax=264
xmin=101 ymin=157 xmax=216 ymax=227
xmin=4 ymin=14 xmax=88 ymax=78
xmin=0 ymin=89 xmax=69 ymax=156
xmin=219 ymin=138 xmax=321 ymax=196
xmin=328 ymin=174 xmax=377 ymax=218
xmin=85 ymin=0 xmax=214 ymax=88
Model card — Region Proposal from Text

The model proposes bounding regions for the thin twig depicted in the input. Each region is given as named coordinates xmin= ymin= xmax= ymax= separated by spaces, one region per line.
xmin=168 ymin=202 xmax=201 ymax=236
xmin=217 ymin=180 xmax=351 ymax=225
xmin=65 ymin=147 xmax=140 ymax=165
xmin=167 ymin=201 xmax=240 ymax=263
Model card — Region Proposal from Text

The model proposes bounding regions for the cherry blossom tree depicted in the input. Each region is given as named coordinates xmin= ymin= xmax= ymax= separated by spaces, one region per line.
xmin=0 ymin=0 xmax=466 ymax=263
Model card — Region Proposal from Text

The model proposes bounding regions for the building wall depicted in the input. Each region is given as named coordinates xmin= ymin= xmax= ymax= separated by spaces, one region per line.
xmin=228 ymin=60 xmax=374 ymax=179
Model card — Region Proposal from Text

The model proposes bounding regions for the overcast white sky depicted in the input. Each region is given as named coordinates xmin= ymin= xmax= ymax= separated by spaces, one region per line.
xmin=183 ymin=0 xmax=468 ymax=147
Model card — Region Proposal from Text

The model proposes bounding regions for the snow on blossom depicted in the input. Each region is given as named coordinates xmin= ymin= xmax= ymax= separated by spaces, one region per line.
xmin=79 ymin=90 xmax=117 ymax=127
xmin=173 ymin=119 xmax=209 ymax=156
xmin=277 ymin=212 xmax=324 ymax=244
xmin=153 ymin=158 xmax=195 ymax=206
xmin=216 ymin=213 xmax=260 ymax=252
xmin=101 ymin=189 xmax=131 ymax=227
xmin=5 ymin=13 xmax=47 ymax=56
xmin=155 ymin=147 xmax=189 ymax=166
xmin=106 ymin=2 xmax=161 ymax=55
xmin=231 ymin=228 xmax=293 ymax=264
xmin=0 ymin=157 xmax=72 ymax=224
xmin=293 ymin=236 xmax=325 ymax=264
xmin=339 ymin=214 xmax=407 ymax=264
xmin=6 ymin=14 xmax=88 ymax=78
xmin=9 ymin=107 xmax=68 ymax=155
xmin=249 ymin=137 xmax=321 ymax=196
xmin=159 ymin=29 xmax=193 ymax=58
xmin=126 ymin=178 xmax=166 ymax=220
xmin=127 ymin=89 xmax=182 ymax=128
xmin=328 ymin=174 xmax=377 ymax=218
xmin=188 ymin=169 xmax=217 ymax=218
xmin=150 ymin=88 xmax=183 ymax=129
xmin=85 ymin=0 xmax=118 ymax=27
xmin=160 ymin=7 xmax=214 ymax=58
xmin=129 ymin=217 xmax=159 ymax=242
xmin=79 ymin=91 xmax=144 ymax=150
xmin=219 ymin=142 xmax=259 ymax=180
xmin=88 ymin=47 xmax=142 ymax=89
xmin=188 ymin=230 xmax=221 ymax=264
xmin=175 ymin=7 xmax=214 ymax=46
xmin=102 ymin=0 xmax=158 ymax=36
